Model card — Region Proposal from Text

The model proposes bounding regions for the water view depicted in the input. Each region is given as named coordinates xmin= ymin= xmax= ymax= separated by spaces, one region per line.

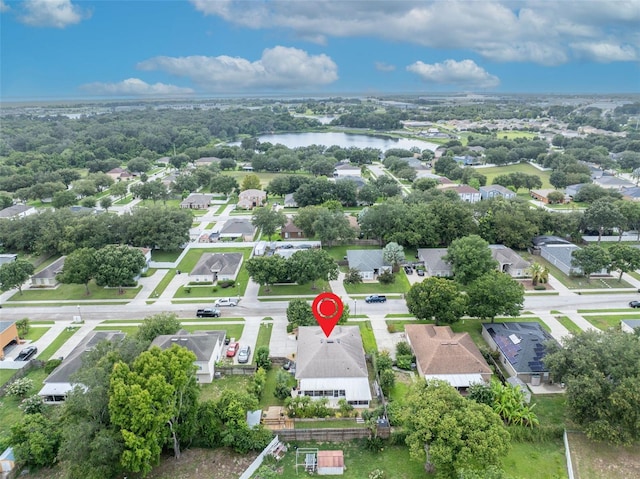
xmin=248 ymin=132 xmax=439 ymax=152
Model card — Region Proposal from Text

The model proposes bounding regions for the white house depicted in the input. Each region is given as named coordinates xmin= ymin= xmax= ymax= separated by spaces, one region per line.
xmin=31 ymin=256 xmax=66 ymax=287
xmin=0 ymin=204 xmax=36 ymax=219
xmin=621 ymin=319 xmax=640 ymax=334
xmin=151 ymin=330 xmax=226 ymax=383
xmin=295 ymin=326 xmax=372 ymax=408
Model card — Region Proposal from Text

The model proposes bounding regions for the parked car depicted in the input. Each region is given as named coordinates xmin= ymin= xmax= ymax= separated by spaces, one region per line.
xmin=16 ymin=345 xmax=38 ymax=361
xmin=237 ymin=345 xmax=251 ymax=364
xmin=196 ymin=308 xmax=221 ymax=318
xmin=629 ymin=301 xmax=640 ymax=308
xmin=226 ymin=342 xmax=239 ymax=357
xmin=404 ymin=266 xmax=413 ymax=274
xmin=215 ymin=298 xmax=238 ymax=307
xmin=416 ymin=269 xmax=425 ymax=276
xmin=365 ymin=295 xmax=387 ymax=303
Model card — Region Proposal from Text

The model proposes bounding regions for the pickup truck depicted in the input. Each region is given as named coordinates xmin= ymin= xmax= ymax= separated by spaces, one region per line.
xmin=365 ymin=295 xmax=387 ymax=303
xmin=196 ymin=308 xmax=221 ymax=318
xmin=215 ymin=298 xmax=238 ymax=307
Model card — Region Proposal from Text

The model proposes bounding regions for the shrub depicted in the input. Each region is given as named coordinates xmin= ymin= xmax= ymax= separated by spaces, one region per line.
xmin=395 ymin=341 xmax=412 ymax=357
xmin=255 ymin=346 xmax=272 ymax=370
xmin=20 ymin=395 xmax=45 ymax=415
xmin=274 ymin=369 xmax=293 ymax=400
xmin=212 ymin=286 xmax=219 ymax=292
xmin=184 ymin=287 xmax=191 ymax=294
xmin=15 ymin=318 xmax=30 ymax=337
xmin=378 ymin=270 xmax=395 ymax=284
xmin=6 ymin=377 xmax=34 ymax=398
xmin=44 ymin=358 xmax=63 ymax=374
xmin=373 ymin=350 xmax=393 ymax=373
xmin=338 ymin=398 xmax=354 ymax=417
xmin=369 ymin=469 xmax=386 ymax=479
xmin=379 ymin=369 xmax=395 ymax=395
xmin=218 ymin=279 xmax=236 ymax=288
xmin=249 ymin=367 xmax=267 ymax=400
xmin=344 ymin=268 xmax=363 ymax=285
xmin=387 ymin=323 xmax=397 ymax=333
xmin=364 ymin=436 xmax=384 ymax=452
xmin=395 ymin=354 xmax=414 ymax=370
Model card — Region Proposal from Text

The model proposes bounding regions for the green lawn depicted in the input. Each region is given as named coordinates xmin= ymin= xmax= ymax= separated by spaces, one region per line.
xmin=255 ymin=323 xmax=273 ymax=350
xmin=150 ymin=269 xmax=176 ymax=299
xmin=8 ymin=282 xmax=141 ymax=301
xmin=182 ymin=324 xmax=244 ymax=340
xmin=0 ymin=369 xmax=16 ymax=387
xmin=503 ymin=440 xmax=568 ymax=479
xmin=265 ymin=442 xmax=424 ymax=479
xmin=258 ymin=281 xmax=330 ymax=296
xmin=23 ymin=326 xmax=51 ymax=342
xmin=532 ymin=394 xmax=567 ymax=427
xmin=554 ymin=316 xmax=583 ymax=335
xmin=533 ymin=256 xmax=632 ymax=290
xmin=475 ymin=163 xmax=552 ymax=189
xmin=37 ymin=327 xmax=81 ymax=361
xmin=151 ymin=249 xmax=183 ymax=262
xmin=0 ymin=367 xmax=49 ymax=445
xmin=386 ymin=313 xmax=414 ymax=318
xmin=344 ymin=273 xmax=411 ymax=294
xmin=357 ymin=320 xmax=378 ymax=354
xmin=258 ymin=366 xmax=295 ymax=409
xmin=199 ymin=375 xmax=252 ymax=403
xmin=582 ymin=314 xmax=633 ymax=330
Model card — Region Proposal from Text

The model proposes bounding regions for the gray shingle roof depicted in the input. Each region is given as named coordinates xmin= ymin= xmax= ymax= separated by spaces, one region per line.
xmin=190 ymin=253 xmax=243 ymax=276
xmin=220 ymin=218 xmax=255 ymax=235
xmin=44 ymin=331 xmax=126 ymax=385
xmin=0 ymin=204 xmax=33 ymax=218
xmin=151 ymin=330 xmax=226 ymax=361
xmin=346 ymin=249 xmax=388 ymax=272
xmin=32 ymin=256 xmax=66 ymax=280
xmin=295 ymin=326 xmax=368 ymax=379
xmin=417 ymin=248 xmax=452 ymax=276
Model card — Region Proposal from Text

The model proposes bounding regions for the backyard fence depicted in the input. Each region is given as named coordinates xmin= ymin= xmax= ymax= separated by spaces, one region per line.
xmin=238 ymin=435 xmax=280 ymax=479
xmin=563 ymin=430 xmax=576 ymax=479
xmin=0 ymin=360 xmax=43 ymax=397
xmin=216 ymin=365 xmax=257 ymax=375
xmin=276 ymin=427 xmax=385 ymax=442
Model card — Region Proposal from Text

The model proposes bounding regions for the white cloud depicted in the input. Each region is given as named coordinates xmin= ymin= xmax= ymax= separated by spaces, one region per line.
xmin=375 ymin=62 xmax=396 ymax=72
xmin=190 ymin=0 xmax=640 ymax=65
xmin=137 ymin=46 xmax=338 ymax=91
xmin=18 ymin=0 xmax=88 ymax=28
xmin=570 ymin=42 xmax=638 ymax=62
xmin=407 ymin=59 xmax=500 ymax=89
xmin=0 ymin=1 xmax=10 ymax=13
xmin=80 ymin=78 xmax=194 ymax=96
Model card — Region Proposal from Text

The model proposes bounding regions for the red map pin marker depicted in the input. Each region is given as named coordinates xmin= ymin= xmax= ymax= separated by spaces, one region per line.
xmin=312 ymin=292 xmax=344 ymax=338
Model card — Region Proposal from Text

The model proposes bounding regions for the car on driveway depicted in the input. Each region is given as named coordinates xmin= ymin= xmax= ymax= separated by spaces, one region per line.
xmin=16 ymin=345 xmax=38 ymax=361
xmin=237 ymin=345 xmax=251 ymax=364
xmin=629 ymin=301 xmax=640 ymax=308
xmin=226 ymin=342 xmax=239 ymax=357
xmin=215 ymin=298 xmax=238 ymax=307
xmin=416 ymin=269 xmax=425 ymax=276
xmin=404 ymin=266 xmax=413 ymax=274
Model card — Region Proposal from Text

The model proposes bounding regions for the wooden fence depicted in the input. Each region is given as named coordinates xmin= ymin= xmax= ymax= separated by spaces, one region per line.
xmin=216 ymin=364 xmax=257 ymax=375
xmin=276 ymin=426 xmax=389 ymax=442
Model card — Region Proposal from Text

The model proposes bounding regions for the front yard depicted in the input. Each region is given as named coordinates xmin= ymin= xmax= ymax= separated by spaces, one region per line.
xmin=7 ymin=282 xmax=142 ymax=301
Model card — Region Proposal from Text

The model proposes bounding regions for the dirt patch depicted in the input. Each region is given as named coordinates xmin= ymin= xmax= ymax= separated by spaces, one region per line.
xmin=147 ymin=448 xmax=260 ymax=479
xmin=568 ymin=432 xmax=640 ymax=479
xmin=520 ymin=280 xmax=554 ymax=291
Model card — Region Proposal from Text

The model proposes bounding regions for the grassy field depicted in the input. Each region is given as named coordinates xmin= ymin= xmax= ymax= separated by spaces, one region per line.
xmin=258 ymin=366 xmax=295 ymax=409
xmin=503 ymin=440 xmax=568 ymax=479
xmin=568 ymin=431 xmax=640 ymax=479
xmin=344 ymin=273 xmax=411 ymax=294
xmin=0 ymin=369 xmax=16 ymax=387
xmin=199 ymin=375 xmax=252 ymax=403
xmin=475 ymin=162 xmax=552 ymax=189
xmin=533 ymin=256 xmax=633 ymax=290
xmin=8 ymin=282 xmax=141 ymax=301
xmin=0 ymin=367 xmax=48 ymax=444
xmin=37 ymin=327 xmax=81 ymax=361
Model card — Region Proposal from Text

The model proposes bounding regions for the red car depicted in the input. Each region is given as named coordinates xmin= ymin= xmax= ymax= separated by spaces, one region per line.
xmin=226 ymin=342 xmax=239 ymax=357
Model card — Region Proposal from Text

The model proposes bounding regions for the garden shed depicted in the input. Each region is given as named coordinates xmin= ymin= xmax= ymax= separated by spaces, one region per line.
xmin=317 ymin=450 xmax=344 ymax=475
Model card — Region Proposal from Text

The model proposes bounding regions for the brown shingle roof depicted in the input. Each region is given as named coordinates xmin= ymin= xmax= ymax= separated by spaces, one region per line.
xmin=405 ymin=324 xmax=491 ymax=376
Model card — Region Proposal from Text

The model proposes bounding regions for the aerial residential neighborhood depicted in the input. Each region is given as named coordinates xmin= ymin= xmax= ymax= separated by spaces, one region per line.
xmin=1 ymin=1 xmax=639 ymax=477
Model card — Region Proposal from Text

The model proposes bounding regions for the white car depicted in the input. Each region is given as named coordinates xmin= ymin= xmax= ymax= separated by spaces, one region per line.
xmin=215 ymin=297 xmax=238 ymax=307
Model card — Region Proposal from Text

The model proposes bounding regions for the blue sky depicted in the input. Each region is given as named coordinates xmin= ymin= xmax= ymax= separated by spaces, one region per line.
xmin=1 ymin=0 xmax=639 ymax=100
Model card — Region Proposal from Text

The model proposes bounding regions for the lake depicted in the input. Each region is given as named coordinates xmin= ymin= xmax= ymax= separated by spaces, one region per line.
xmin=245 ymin=132 xmax=439 ymax=152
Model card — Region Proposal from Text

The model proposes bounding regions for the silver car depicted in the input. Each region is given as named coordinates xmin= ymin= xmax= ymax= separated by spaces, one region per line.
xmin=237 ymin=345 xmax=251 ymax=363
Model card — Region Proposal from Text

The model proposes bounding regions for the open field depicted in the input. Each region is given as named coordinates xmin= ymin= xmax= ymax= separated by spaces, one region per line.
xmin=475 ymin=162 xmax=552 ymax=189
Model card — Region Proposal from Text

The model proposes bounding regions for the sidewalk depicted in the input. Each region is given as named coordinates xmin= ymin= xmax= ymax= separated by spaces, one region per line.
xmin=129 ymin=269 xmax=169 ymax=305
xmin=534 ymin=311 xmax=572 ymax=344
xmin=53 ymin=322 xmax=97 ymax=359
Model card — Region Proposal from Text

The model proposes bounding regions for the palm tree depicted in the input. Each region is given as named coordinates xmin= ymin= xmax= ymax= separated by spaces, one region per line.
xmin=527 ymin=262 xmax=548 ymax=286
